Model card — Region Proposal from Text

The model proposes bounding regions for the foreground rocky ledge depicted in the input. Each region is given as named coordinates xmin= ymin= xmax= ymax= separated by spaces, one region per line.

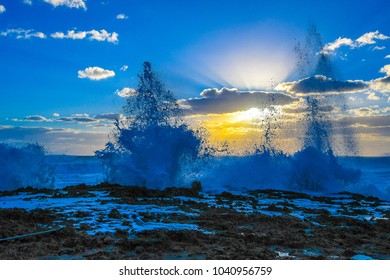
xmin=0 ymin=183 xmax=389 ymax=260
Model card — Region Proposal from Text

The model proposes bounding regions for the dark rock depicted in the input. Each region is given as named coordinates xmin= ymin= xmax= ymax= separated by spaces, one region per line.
xmin=108 ymin=209 xmax=121 ymax=219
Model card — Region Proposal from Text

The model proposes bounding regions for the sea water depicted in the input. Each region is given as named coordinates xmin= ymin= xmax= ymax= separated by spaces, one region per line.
xmin=47 ymin=155 xmax=104 ymax=189
xmin=47 ymin=155 xmax=390 ymax=200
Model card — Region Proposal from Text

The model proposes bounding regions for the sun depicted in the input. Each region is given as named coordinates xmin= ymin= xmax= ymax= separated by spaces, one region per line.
xmin=234 ymin=108 xmax=266 ymax=122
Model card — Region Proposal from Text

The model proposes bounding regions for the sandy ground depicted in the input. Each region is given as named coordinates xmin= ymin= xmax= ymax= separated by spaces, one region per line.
xmin=0 ymin=183 xmax=389 ymax=259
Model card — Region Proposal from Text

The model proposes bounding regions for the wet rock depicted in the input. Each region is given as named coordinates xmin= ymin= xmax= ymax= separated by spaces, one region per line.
xmin=108 ymin=209 xmax=121 ymax=219
xmin=114 ymin=228 xmax=129 ymax=239
xmin=103 ymin=234 xmax=114 ymax=244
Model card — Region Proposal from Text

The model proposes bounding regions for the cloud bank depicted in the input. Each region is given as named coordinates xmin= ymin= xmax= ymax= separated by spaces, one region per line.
xmin=12 ymin=112 xmax=124 ymax=124
xmin=94 ymin=113 xmax=124 ymax=121
xmin=0 ymin=125 xmax=107 ymax=155
xmin=276 ymin=75 xmax=367 ymax=95
xmin=180 ymin=87 xmax=297 ymax=115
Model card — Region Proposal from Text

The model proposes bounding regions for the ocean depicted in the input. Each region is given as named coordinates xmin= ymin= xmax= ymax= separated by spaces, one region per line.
xmin=47 ymin=155 xmax=104 ymax=189
xmin=47 ymin=155 xmax=390 ymax=200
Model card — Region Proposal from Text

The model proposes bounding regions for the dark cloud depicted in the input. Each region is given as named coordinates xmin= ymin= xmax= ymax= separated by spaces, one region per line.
xmin=94 ymin=113 xmax=123 ymax=121
xmin=338 ymin=115 xmax=390 ymax=128
xmin=278 ymin=75 xmax=367 ymax=95
xmin=331 ymin=115 xmax=390 ymax=138
xmin=376 ymin=76 xmax=390 ymax=83
xmin=58 ymin=114 xmax=97 ymax=123
xmin=181 ymin=87 xmax=297 ymax=115
xmin=283 ymin=104 xmax=335 ymax=114
xmin=23 ymin=115 xmax=47 ymax=122
xmin=14 ymin=112 xmax=124 ymax=124
xmin=350 ymin=126 xmax=390 ymax=137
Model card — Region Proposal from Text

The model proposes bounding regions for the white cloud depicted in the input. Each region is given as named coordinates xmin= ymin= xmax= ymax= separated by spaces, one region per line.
xmin=1 ymin=28 xmax=118 ymax=43
xmin=369 ymin=76 xmax=390 ymax=93
xmin=380 ymin=64 xmax=390 ymax=76
xmin=10 ymin=117 xmax=42 ymax=122
xmin=385 ymin=55 xmax=390 ymax=59
xmin=43 ymin=0 xmax=86 ymax=10
xmin=1 ymin=28 xmax=46 ymax=39
xmin=51 ymin=30 xmax=87 ymax=39
xmin=53 ymin=113 xmax=60 ymax=117
xmin=78 ymin=67 xmax=115 ymax=80
xmin=120 ymin=65 xmax=128 ymax=71
xmin=366 ymin=91 xmax=381 ymax=101
xmin=23 ymin=0 xmax=33 ymax=5
xmin=348 ymin=96 xmax=357 ymax=102
xmin=373 ymin=46 xmax=386 ymax=51
xmin=115 ymin=87 xmax=137 ymax=97
xmin=0 ymin=5 xmax=5 ymax=13
xmin=88 ymin=29 xmax=118 ymax=43
xmin=368 ymin=65 xmax=390 ymax=93
xmin=322 ymin=37 xmax=354 ymax=55
xmin=51 ymin=29 xmax=118 ymax=43
xmin=322 ymin=31 xmax=389 ymax=55
xmin=356 ymin=31 xmax=389 ymax=46
xmin=116 ymin=13 xmax=128 ymax=20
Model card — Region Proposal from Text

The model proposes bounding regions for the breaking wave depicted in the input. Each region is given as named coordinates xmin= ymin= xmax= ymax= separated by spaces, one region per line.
xmin=0 ymin=143 xmax=55 ymax=191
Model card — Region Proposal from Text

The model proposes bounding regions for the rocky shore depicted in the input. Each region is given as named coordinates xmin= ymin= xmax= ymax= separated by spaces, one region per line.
xmin=0 ymin=183 xmax=389 ymax=259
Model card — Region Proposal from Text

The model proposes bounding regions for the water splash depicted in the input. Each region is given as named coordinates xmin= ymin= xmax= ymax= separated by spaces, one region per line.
xmin=96 ymin=62 xmax=205 ymax=188
xmin=0 ymin=143 xmax=55 ymax=190
xmin=288 ymin=23 xmax=360 ymax=192
xmin=197 ymin=24 xmax=362 ymax=193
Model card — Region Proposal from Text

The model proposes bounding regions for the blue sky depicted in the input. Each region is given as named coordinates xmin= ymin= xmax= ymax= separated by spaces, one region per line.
xmin=1 ymin=0 xmax=390 ymax=155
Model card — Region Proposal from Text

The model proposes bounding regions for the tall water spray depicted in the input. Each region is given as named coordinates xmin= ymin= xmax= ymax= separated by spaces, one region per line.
xmin=96 ymin=62 xmax=205 ymax=188
xmin=289 ymin=24 xmax=360 ymax=192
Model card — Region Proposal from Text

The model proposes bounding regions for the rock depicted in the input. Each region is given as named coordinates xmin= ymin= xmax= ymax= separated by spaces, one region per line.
xmin=108 ymin=209 xmax=121 ymax=219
